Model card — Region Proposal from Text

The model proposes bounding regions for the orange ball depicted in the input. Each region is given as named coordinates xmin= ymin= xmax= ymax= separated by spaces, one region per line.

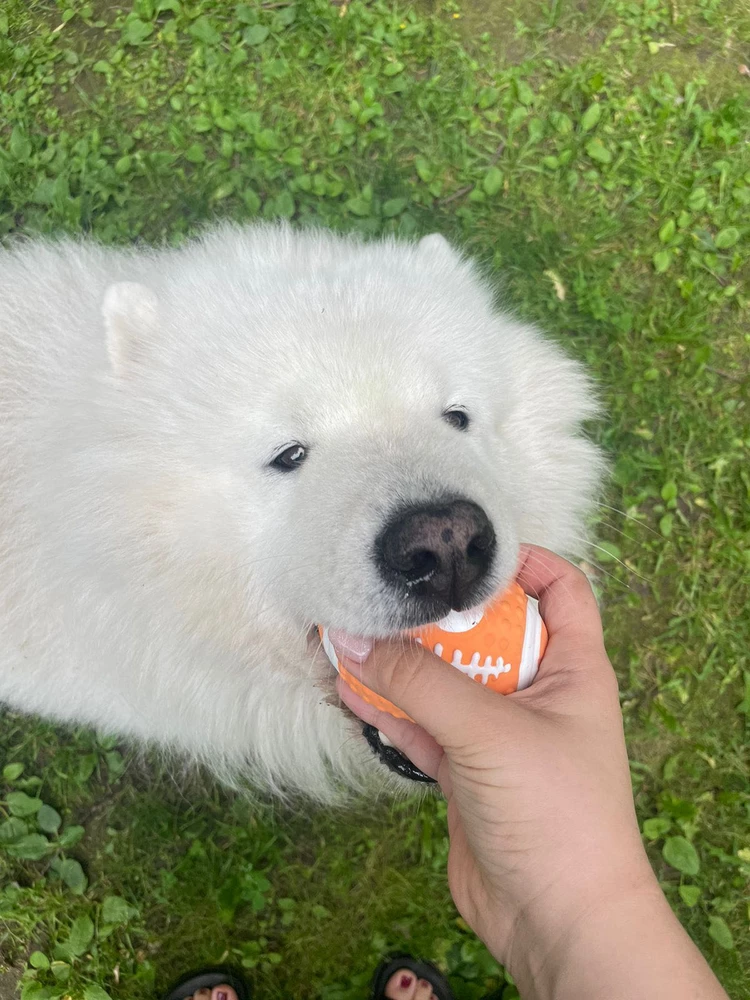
xmin=320 ymin=582 xmax=547 ymax=722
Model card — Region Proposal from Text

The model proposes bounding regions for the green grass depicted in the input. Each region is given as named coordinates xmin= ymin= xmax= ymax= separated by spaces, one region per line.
xmin=1 ymin=0 xmax=749 ymax=997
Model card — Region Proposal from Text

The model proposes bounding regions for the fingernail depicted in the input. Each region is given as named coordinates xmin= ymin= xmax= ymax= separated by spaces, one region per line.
xmin=329 ymin=629 xmax=373 ymax=663
xmin=399 ymin=974 xmax=413 ymax=988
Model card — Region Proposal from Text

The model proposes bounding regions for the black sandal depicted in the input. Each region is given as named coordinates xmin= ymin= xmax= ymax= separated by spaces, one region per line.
xmin=370 ymin=954 xmax=455 ymax=1000
xmin=162 ymin=965 xmax=251 ymax=1000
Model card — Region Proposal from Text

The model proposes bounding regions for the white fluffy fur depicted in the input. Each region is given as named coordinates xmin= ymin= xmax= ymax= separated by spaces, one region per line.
xmin=0 ymin=224 xmax=604 ymax=801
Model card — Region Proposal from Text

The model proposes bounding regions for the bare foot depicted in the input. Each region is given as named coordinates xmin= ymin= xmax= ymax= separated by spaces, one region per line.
xmin=383 ymin=968 xmax=439 ymax=1000
xmin=185 ymin=986 xmax=237 ymax=1000
xmin=180 ymin=968 xmax=440 ymax=1000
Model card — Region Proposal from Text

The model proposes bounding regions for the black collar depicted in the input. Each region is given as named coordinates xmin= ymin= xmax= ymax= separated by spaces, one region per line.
xmin=362 ymin=724 xmax=436 ymax=784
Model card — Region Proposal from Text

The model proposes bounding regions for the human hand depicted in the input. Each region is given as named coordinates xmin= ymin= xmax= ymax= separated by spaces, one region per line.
xmin=334 ymin=546 xmax=710 ymax=998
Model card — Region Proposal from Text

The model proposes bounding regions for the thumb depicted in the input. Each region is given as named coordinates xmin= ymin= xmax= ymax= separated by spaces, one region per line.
xmin=338 ymin=546 xmax=608 ymax=753
xmin=339 ymin=636 xmax=508 ymax=753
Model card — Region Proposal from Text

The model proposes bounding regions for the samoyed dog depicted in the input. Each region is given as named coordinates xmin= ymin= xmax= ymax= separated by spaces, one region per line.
xmin=0 ymin=224 xmax=602 ymax=801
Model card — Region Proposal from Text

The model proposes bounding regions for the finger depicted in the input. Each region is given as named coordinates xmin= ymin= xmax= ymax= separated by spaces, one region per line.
xmin=516 ymin=544 xmax=606 ymax=662
xmin=336 ymin=675 xmax=445 ymax=779
xmin=338 ymin=637 xmax=508 ymax=753
xmin=513 ymin=546 xmax=620 ymax=710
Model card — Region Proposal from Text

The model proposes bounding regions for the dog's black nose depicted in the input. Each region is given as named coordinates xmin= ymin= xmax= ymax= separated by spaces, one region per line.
xmin=376 ymin=499 xmax=496 ymax=610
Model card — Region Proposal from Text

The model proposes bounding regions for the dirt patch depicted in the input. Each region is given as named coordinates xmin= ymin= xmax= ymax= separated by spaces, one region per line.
xmin=630 ymin=44 xmax=747 ymax=97
xmin=0 ymin=964 xmax=22 ymax=1000
xmin=419 ymin=0 xmax=614 ymax=66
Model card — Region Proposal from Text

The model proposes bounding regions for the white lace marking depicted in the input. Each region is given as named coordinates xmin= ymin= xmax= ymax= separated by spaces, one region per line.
xmin=427 ymin=640 xmax=512 ymax=683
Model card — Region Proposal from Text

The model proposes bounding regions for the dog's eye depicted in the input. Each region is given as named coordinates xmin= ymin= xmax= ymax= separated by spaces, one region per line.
xmin=271 ymin=444 xmax=307 ymax=472
xmin=443 ymin=409 xmax=470 ymax=431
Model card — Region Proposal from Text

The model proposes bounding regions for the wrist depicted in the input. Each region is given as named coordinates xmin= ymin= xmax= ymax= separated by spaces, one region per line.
xmin=503 ymin=853 xmax=658 ymax=994
xmin=504 ymin=859 xmax=725 ymax=1000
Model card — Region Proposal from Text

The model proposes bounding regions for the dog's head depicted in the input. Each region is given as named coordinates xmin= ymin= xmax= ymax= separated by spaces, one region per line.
xmin=100 ymin=225 xmax=602 ymax=641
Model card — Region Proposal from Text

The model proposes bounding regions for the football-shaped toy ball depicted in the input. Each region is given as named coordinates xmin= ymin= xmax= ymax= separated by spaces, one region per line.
xmin=320 ymin=582 xmax=548 ymax=722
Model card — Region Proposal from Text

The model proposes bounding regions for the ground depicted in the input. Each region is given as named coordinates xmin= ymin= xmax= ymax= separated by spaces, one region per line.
xmin=0 ymin=1 xmax=748 ymax=998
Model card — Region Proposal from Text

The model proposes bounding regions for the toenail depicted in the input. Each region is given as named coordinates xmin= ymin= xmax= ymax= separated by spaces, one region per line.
xmin=418 ymin=979 xmax=430 ymax=989
xmin=399 ymin=974 xmax=413 ymax=988
xmin=216 ymin=993 xmax=227 ymax=1000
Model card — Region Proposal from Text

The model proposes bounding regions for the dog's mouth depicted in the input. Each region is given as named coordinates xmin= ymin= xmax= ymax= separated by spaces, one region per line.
xmin=361 ymin=725 xmax=436 ymax=784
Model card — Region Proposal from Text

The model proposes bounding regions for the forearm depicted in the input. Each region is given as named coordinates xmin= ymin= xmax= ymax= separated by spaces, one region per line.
xmin=508 ymin=876 xmax=728 ymax=1000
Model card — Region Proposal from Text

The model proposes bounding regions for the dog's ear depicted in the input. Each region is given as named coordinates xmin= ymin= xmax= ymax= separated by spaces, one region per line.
xmin=102 ymin=282 xmax=159 ymax=376
xmin=417 ymin=233 xmax=454 ymax=258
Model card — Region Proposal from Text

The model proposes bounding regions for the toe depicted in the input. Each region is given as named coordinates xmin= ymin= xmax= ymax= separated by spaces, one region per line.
xmin=210 ymin=988 xmax=237 ymax=1000
xmin=414 ymin=979 xmax=435 ymax=1000
xmin=193 ymin=990 xmax=211 ymax=1000
xmin=384 ymin=969 xmax=417 ymax=999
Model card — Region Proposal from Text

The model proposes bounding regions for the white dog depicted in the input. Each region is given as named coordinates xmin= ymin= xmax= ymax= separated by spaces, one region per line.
xmin=0 ymin=224 xmax=603 ymax=801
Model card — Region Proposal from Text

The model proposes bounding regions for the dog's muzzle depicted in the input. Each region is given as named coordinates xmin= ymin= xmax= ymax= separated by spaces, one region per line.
xmin=362 ymin=724 xmax=436 ymax=784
